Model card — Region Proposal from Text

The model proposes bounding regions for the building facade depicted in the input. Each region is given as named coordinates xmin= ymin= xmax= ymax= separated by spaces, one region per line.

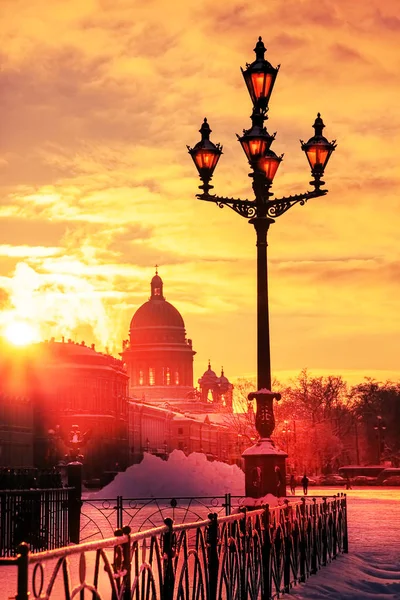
xmin=0 ymin=392 xmax=33 ymax=468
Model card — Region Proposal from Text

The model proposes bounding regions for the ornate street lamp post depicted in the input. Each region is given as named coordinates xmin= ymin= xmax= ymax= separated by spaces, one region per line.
xmin=187 ymin=37 xmax=336 ymax=498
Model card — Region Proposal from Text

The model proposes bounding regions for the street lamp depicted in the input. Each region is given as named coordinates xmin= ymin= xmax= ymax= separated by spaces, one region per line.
xmin=374 ymin=415 xmax=387 ymax=464
xmin=282 ymin=420 xmax=291 ymax=454
xmin=188 ymin=37 xmax=336 ymax=498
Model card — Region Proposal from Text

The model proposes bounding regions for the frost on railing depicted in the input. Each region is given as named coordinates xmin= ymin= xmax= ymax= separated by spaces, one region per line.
xmin=1 ymin=494 xmax=348 ymax=600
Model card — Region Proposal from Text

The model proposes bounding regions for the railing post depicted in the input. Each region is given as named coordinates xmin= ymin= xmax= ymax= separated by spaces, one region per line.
xmin=299 ymin=498 xmax=307 ymax=582
xmin=311 ymin=498 xmax=317 ymax=574
xmin=261 ymin=504 xmax=271 ymax=600
xmin=207 ymin=513 xmax=219 ymax=600
xmin=342 ymin=494 xmax=348 ymax=554
xmin=224 ymin=493 xmax=231 ymax=516
xmin=67 ymin=462 xmax=82 ymax=544
xmin=122 ymin=526 xmax=132 ymax=600
xmin=321 ymin=497 xmax=328 ymax=566
xmin=239 ymin=508 xmax=248 ymax=600
xmin=162 ymin=518 xmax=175 ymax=600
xmin=117 ymin=496 xmax=123 ymax=530
xmin=332 ymin=496 xmax=338 ymax=558
xmin=283 ymin=504 xmax=292 ymax=592
xmin=16 ymin=542 xmax=29 ymax=600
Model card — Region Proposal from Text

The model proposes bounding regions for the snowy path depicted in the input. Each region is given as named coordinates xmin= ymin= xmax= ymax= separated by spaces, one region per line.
xmin=289 ymin=487 xmax=400 ymax=599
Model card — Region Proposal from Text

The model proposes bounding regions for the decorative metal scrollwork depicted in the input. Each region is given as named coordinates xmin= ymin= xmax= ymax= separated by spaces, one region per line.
xmin=216 ymin=200 xmax=257 ymax=219
xmin=197 ymin=189 xmax=327 ymax=221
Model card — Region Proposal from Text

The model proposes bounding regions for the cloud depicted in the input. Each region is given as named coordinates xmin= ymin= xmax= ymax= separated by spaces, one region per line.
xmin=0 ymin=0 xmax=399 ymax=383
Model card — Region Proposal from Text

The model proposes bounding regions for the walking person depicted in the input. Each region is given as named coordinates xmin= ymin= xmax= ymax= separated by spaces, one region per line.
xmin=301 ymin=473 xmax=309 ymax=495
xmin=275 ymin=465 xmax=283 ymax=497
xmin=290 ymin=474 xmax=296 ymax=495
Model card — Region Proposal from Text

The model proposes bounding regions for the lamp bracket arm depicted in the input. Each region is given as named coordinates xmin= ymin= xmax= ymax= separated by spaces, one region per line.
xmin=196 ymin=193 xmax=256 ymax=219
xmin=267 ymin=189 xmax=327 ymax=218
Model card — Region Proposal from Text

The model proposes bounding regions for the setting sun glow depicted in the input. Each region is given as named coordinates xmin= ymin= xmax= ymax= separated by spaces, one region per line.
xmin=4 ymin=322 xmax=38 ymax=346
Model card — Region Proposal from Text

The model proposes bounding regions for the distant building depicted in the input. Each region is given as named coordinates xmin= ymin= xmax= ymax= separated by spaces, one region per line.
xmin=123 ymin=270 xmax=238 ymax=466
xmin=0 ymin=339 xmax=129 ymax=478
xmin=0 ymin=392 xmax=33 ymax=468
xmin=198 ymin=362 xmax=233 ymax=411
xmin=0 ymin=348 xmax=34 ymax=468
xmin=0 ymin=270 xmax=242 ymax=478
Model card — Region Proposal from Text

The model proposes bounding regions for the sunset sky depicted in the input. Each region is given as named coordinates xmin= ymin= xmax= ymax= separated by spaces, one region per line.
xmin=0 ymin=0 xmax=399 ymax=386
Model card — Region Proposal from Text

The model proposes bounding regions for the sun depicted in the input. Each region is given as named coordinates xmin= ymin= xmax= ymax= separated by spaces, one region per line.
xmin=4 ymin=322 xmax=39 ymax=346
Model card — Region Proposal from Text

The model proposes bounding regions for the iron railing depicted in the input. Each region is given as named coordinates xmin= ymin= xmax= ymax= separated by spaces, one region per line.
xmin=1 ymin=494 xmax=348 ymax=599
xmin=0 ymin=488 xmax=72 ymax=556
xmin=80 ymin=494 xmax=237 ymax=541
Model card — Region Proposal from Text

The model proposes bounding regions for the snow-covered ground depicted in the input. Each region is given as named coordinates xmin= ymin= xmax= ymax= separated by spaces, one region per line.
xmin=289 ymin=487 xmax=400 ymax=599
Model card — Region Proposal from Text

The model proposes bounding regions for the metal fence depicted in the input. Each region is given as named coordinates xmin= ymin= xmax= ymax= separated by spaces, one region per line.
xmin=80 ymin=494 xmax=237 ymax=541
xmin=0 ymin=494 xmax=348 ymax=599
xmin=0 ymin=488 xmax=72 ymax=556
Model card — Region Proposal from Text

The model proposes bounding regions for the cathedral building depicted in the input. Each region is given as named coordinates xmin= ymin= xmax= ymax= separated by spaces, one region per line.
xmin=122 ymin=271 xmax=195 ymax=402
xmin=123 ymin=270 xmax=238 ymax=466
xmin=122 ymin=270 xmax=233 ymax=413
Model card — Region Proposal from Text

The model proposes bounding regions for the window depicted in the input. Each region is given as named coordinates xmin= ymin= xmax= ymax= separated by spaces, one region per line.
xmin=174 ymin=371 xmax=180 ymax=385
xmin=154 ymin=287 xmax=161 ymax=295
xmin=178 ymin=427 xmax=183 ymax=435
xmin=165 ymin=367 xmax=171 ymax=385
xmin=149 ymin=367 xmax=155 ymax=386
xmin=139 ymin=370 xmax=144 ymax=385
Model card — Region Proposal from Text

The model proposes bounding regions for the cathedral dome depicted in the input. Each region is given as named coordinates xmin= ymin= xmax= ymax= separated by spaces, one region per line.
xmin=130 ymin=299 xmax=185 ymax=330
xmin=198 ymin=361 xmax=219 ymax=386
xmin=217 ymin=368 xmax=232 ymax=393
xmin=129 ymin=270 xmax=185 ymax=338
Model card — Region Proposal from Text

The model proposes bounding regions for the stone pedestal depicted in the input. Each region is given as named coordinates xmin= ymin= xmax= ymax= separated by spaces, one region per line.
xmin=242 ymin=438 xmax=287 ymax=498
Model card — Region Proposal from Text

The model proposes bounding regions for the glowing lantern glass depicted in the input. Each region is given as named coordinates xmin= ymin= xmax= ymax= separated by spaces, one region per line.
xmin=257 ymin=150 xmax=282 ymax=183
xmin=187 ymin=119 xmax=222 ymax=189
xmin=301 ymin=113 xmax=336 ymax=174
xmin=241 ymin=37 xmax=279 ymax=108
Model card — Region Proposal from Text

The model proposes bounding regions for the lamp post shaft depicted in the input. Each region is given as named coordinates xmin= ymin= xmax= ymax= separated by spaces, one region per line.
xmin=251 ymin=216 xmax=273 ymax=391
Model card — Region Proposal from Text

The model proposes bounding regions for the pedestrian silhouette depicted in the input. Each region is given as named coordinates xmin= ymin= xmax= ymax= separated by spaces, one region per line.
xmin=301 ymin=473 xmax=309 ymax=495
xmin=275 ymin=465 xmax=283 ymax=497
xmin=290 ymin=474 xmax=296 ymax=495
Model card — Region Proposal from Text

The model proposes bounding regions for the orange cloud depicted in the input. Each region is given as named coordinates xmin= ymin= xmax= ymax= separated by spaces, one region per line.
xmin=0 ymin=0 xmax=399 ymax=385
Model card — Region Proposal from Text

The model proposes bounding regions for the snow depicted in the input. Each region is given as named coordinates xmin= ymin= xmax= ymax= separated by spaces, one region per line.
xmin=91 ymin=450 xmax=246 ymax=497
xmin=289 ymin=487 xmax=400 ymax=599
xmin=242 ymin=438 xmax=287 ymax=456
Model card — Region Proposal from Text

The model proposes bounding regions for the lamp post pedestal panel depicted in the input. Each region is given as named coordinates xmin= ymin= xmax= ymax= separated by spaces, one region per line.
xmin=242 ymin=439 xmax=287 ymax=498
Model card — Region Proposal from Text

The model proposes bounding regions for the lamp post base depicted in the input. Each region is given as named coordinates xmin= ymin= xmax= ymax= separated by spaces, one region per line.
xmin=242 ymin=439 xmax=287 ymax=498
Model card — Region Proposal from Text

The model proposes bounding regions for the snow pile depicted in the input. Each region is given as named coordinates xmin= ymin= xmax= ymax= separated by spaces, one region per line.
xmin=92 ymin=450 xmax=246 ymax=498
